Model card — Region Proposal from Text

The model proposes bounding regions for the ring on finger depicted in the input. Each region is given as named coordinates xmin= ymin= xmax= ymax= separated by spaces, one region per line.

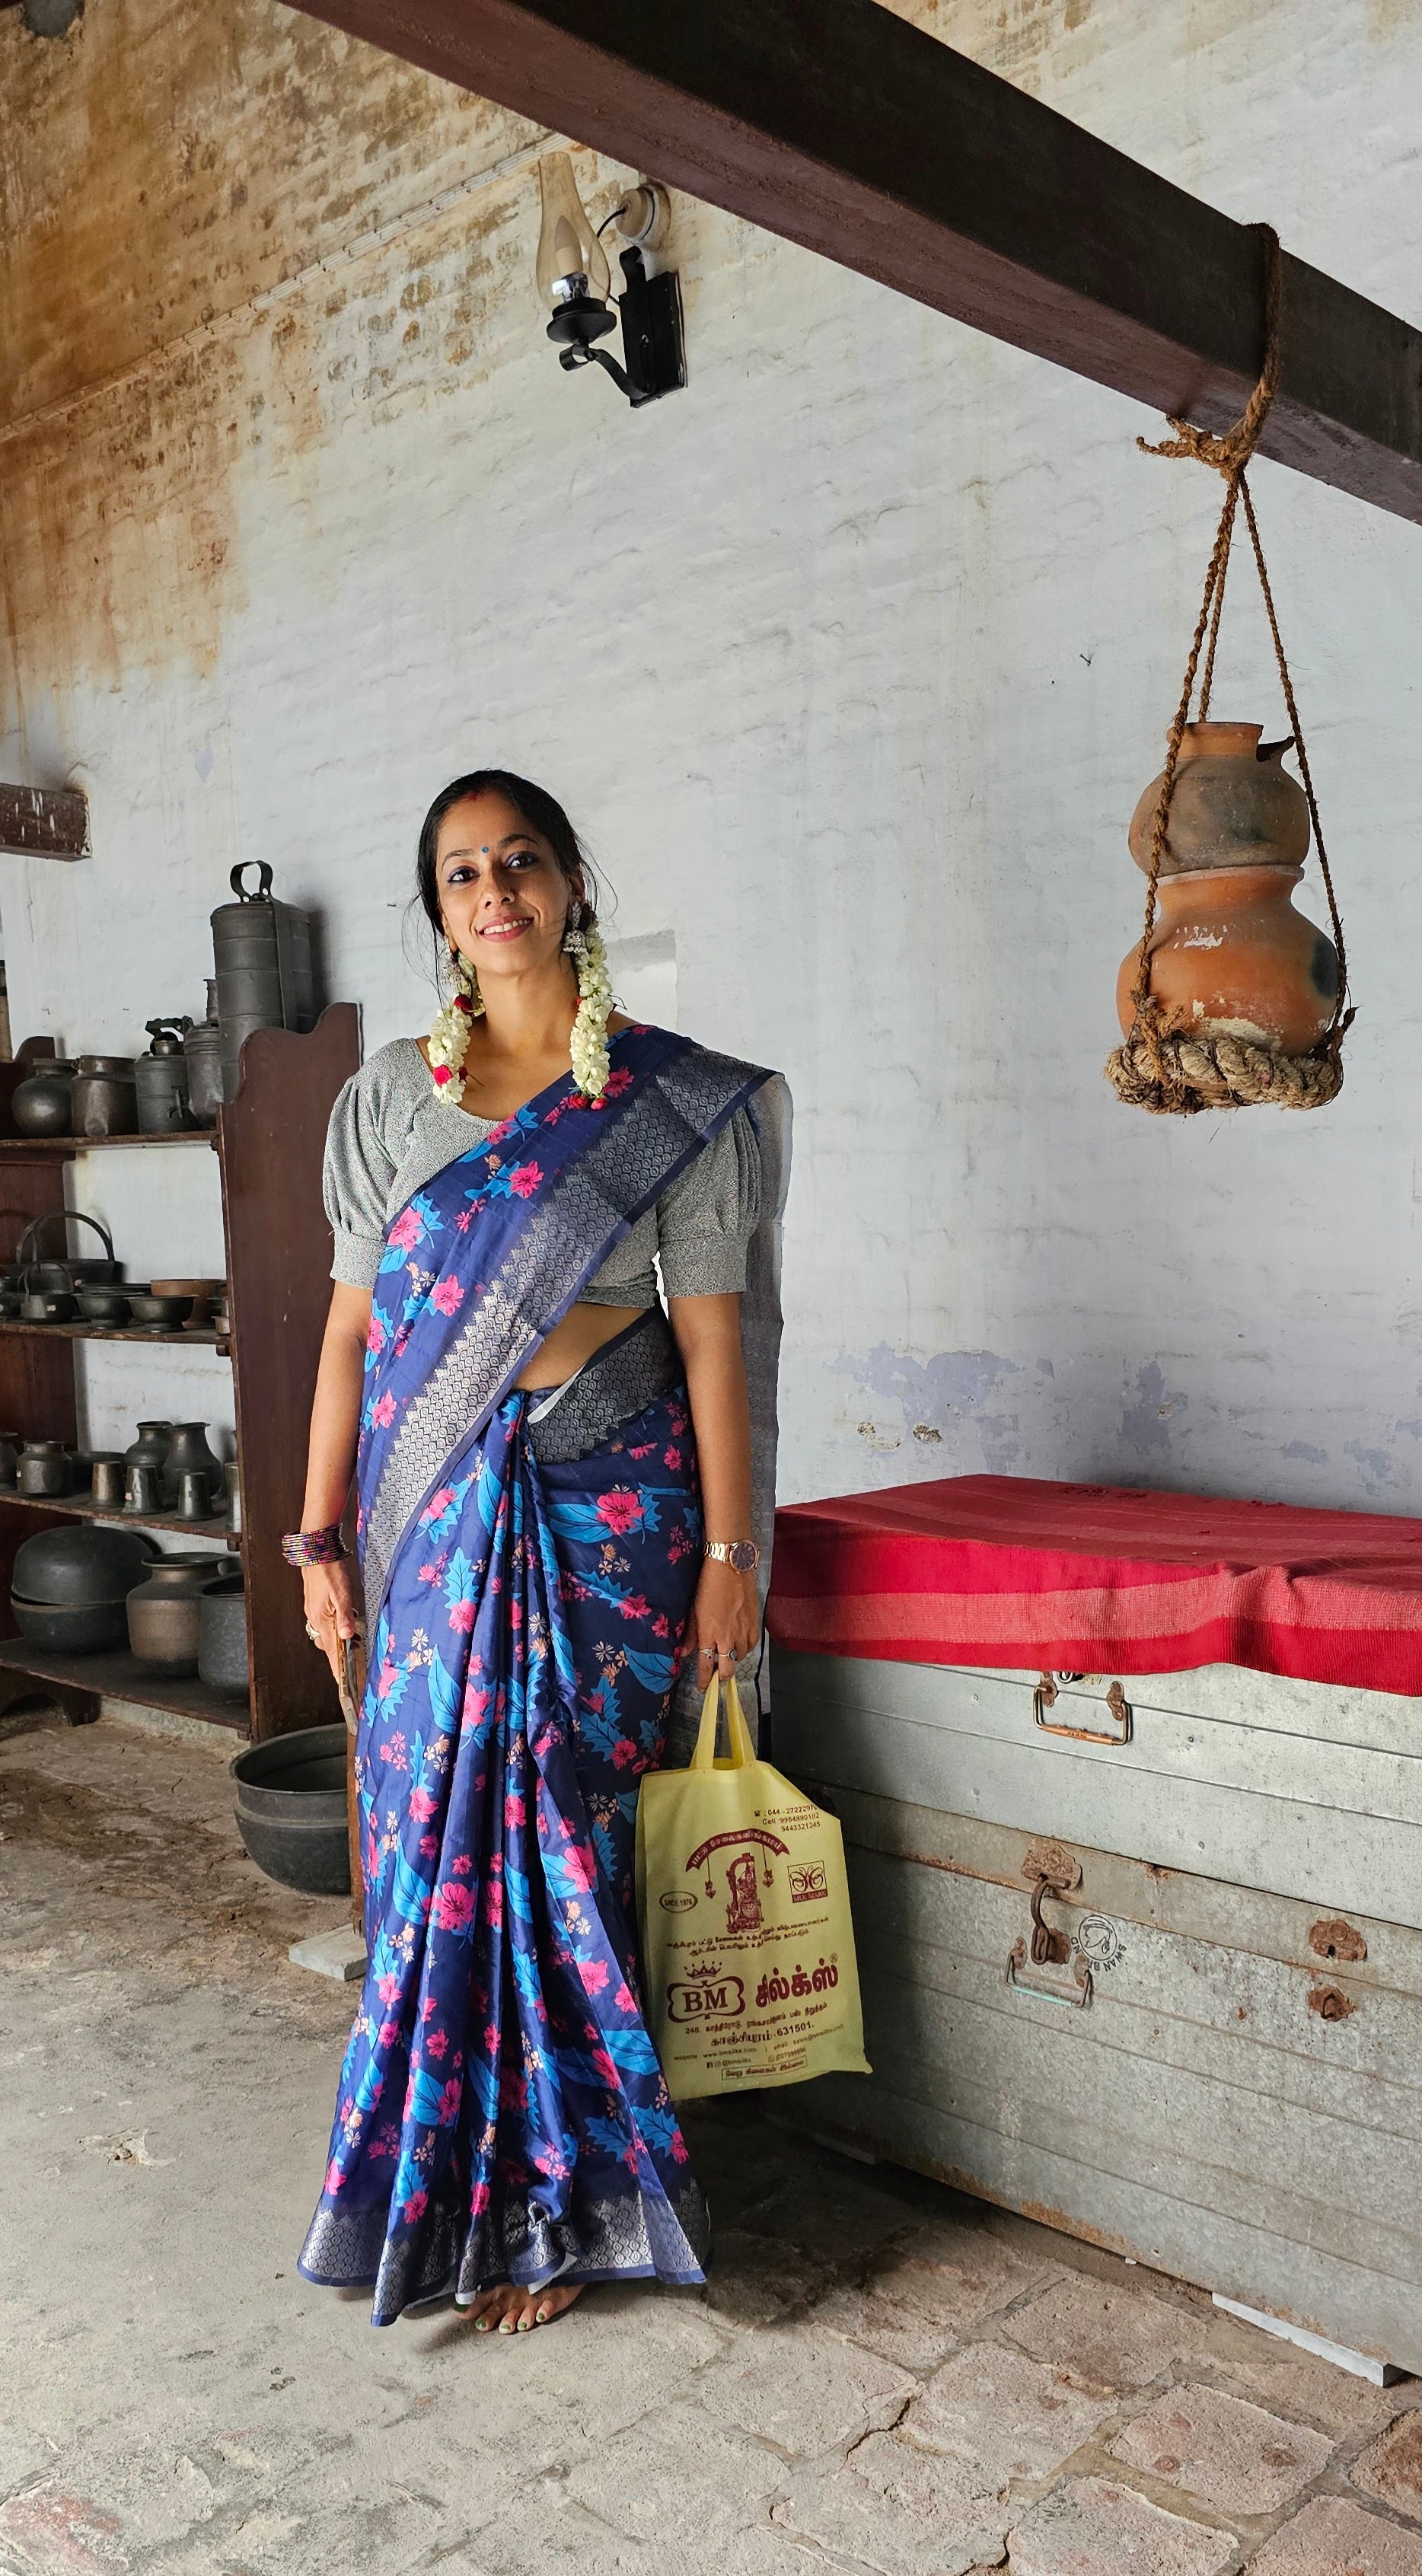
xmin=304 ymin=1621 xmax=324 ymax=1646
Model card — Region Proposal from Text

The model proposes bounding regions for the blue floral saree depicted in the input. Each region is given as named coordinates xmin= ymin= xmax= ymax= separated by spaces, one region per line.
xmin=298 ymin=1024 xmax=788 ymax=2326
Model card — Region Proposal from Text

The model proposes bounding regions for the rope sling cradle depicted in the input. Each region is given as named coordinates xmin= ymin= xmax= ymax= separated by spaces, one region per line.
xmin=1105 ymin=225 xmax=1354 ymax=1116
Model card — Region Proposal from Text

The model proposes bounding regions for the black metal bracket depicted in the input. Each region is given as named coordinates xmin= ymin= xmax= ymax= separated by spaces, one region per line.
xmin=550 ymin=249 xmax=686 ymax=408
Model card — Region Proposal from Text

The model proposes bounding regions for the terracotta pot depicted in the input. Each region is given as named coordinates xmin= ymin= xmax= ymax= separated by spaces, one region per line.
xmin=1120 ymin=717 xmax=1339 ymax=1052
xmin=1116 ymin=864 xmax=1340 ymax=1052
xmin=1127 ymin=721 xmax=1311 ymax=877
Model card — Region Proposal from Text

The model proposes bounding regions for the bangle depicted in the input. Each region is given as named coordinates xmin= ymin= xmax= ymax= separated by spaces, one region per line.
xmin=282 ymin=1525 xmax=345 ymax=1567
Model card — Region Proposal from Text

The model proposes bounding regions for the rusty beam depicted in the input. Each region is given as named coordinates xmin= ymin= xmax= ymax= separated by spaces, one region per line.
xmin=293 ymin=0 xmax=1422 ymax=525
xmin=0 ymin=785 xmax=90 ymax=861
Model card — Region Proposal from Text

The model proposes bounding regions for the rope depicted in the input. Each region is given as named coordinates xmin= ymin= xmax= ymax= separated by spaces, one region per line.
xmin=1137 ymin=223 xmax=1283 ymax=479
xmin=1105 ymin=223 xmax=1353 ymax=1117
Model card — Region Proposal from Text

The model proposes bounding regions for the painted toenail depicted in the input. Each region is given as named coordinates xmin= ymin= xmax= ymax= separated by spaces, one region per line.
xmin=474 ymin=2317 xmax=489 ymax=2332
xmin=535 ymin=2307 xmax=549 ymax=2323
xmin=517 ymin=2315 xmax=532 ymax=2330
xmin=499 ymin=2318 xmax=515 ymax=2333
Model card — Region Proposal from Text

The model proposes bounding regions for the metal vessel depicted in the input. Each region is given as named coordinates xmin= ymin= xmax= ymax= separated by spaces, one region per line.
xmin=211 ymin=862 xmax=317 ymax=1104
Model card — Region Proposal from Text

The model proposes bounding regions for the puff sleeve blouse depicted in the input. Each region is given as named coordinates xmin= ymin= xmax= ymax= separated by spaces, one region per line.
xmin=322 ymin=1038 xmax=760 ymax=1309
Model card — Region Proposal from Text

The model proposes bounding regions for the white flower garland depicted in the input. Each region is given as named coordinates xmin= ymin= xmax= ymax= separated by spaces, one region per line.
xmin=565 ymin=923 xmax=614 ymax=1101
xmin=426 ymin=971 xmax=481 ymax=1096
xmin=425 ymin=919 xmax=614 ymax=1102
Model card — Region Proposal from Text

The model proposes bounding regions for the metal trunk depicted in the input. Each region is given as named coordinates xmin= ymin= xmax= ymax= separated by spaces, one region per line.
xmin=771 ymin=1649 xmax=1422 ymax=2374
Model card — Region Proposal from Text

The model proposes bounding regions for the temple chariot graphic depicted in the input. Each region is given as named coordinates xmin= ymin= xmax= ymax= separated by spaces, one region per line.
xmin=686 ymin=1826 xmax=790 ymax=1934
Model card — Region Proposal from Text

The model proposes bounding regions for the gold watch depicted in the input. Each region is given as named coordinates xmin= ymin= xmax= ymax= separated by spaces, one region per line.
xmin=704 ymin=1539 xmax=760 ymax=1571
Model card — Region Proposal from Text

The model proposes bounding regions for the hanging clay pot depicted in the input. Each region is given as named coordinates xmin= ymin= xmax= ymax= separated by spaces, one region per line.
xmin=1117 ymin=722 xmax=1339 ymax=1054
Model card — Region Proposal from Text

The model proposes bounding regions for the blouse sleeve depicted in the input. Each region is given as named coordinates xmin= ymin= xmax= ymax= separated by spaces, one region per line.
xmin=657 ymin=1107 xmax=762 ymax=1299
xmin=323 ymin=1066 xmax=397 ymax=1290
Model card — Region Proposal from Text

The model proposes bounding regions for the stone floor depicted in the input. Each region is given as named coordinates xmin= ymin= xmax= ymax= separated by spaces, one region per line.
xmin=2 ymin=1703 xmax=1420 ymax=2576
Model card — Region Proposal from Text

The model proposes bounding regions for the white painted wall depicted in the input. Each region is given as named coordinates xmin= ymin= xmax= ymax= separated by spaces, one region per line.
xmin=3 ymin=0 xmax=1421 ymax=1512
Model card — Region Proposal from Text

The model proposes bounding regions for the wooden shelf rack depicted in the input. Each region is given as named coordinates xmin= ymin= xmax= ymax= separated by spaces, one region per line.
xmin=0 ymin=1006 xmax=359 ymax=1741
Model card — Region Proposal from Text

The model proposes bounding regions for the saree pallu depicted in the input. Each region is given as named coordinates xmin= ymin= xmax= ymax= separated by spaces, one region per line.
xmin=299 ymin=1025 xmax=789 ymax=2326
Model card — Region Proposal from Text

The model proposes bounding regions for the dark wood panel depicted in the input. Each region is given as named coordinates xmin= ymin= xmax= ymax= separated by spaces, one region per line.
xmin=294 ymin=0 xmax=1422 ymax=523
xmin=218 ymin=1005 xmax=360 ymax=1742
xmin=0 ymin=784 xmax=90 ymax=861
xmin=0 ymin=1151 xmax=81 ymax=1484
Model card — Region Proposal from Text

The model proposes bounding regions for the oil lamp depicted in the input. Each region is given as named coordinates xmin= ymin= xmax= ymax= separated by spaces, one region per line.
xmin=535 ymin=153 xmax=686 ymax=409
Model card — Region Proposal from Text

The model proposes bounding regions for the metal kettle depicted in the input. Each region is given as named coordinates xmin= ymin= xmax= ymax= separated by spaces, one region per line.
xmin=135 ymin=1019 xmax=195 ymax=1133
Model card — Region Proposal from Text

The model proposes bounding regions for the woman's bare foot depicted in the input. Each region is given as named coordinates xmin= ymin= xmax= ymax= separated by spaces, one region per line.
xmin=465 ymin=2280 xmax=584 ymax=2335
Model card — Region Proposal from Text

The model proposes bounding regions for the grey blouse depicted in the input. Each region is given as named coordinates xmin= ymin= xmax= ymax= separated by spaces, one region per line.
xmin=323 ymin=1037 xmax=760 ymax=1304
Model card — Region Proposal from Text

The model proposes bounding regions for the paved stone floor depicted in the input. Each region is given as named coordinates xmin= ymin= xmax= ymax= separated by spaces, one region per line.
xmin=2 ymin=1704 xmax=1420 ymax=2576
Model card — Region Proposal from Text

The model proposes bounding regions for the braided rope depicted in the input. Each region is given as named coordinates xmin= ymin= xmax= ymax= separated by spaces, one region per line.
xmin=1105 ymin=224 xmax=1353 ymax=1117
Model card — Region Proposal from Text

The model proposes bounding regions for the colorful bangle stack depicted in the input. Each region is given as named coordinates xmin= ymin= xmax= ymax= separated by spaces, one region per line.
xmin=281 ymin=1525 xmax=345 ymax=1567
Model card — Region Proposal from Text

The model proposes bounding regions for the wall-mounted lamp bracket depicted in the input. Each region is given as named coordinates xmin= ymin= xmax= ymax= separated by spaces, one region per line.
xmin=547 ymin=248 xmax=685 ymax=407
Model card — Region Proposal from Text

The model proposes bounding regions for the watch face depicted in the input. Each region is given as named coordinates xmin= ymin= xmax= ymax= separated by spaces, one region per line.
xmin=729 ymin=1541 xmax=757 ymax=1571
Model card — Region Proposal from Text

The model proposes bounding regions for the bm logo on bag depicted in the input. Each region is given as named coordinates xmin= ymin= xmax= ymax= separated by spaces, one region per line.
xmin=666 ymin=1961 xmax=746 ymax=2023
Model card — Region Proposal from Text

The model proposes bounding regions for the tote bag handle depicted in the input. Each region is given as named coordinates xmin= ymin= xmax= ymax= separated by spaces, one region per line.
xmin=689 ymin=1671 xmax=758 ymax=1772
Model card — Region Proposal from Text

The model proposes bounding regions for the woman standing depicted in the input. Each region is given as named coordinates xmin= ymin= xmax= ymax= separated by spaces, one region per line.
xmin=291 ymin=770 xmax=788 ymax=2333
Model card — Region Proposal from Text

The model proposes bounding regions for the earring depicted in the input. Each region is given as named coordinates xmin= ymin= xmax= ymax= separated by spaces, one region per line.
xmin=563 ymin=908 xmax=585 ymax=957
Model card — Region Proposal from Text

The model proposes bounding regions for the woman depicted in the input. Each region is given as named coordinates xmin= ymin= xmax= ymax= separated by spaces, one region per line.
xmin=291 ymin=769 xmax=788 ymax=2335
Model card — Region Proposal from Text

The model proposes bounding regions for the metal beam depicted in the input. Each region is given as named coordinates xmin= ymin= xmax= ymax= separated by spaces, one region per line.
xmin=0 ymin=785 xmax=90 ymax=861
xmin=295 ymin=0 xmax=1422 ymax=526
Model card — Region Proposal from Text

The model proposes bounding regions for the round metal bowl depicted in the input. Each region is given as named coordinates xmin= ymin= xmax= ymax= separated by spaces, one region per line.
xmin=126 ymin=1291 xmax=193 ymax=1328
xmin=11 ymin=1594 xmax=129 ymax=1653
xmin=75 ymin=1289 xmax=132 ymax=1324
xmin=14 ymin=1523 xmax=159 ymax=1605
xmin=231 ymin=1724 xmax=350 ymax=1895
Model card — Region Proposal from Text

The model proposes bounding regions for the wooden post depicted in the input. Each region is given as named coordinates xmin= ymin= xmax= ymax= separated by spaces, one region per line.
xmin=218 ymin=1005 xmax=362 ymax=1742
xmin=294 ymin=0 xmax=1422 ymax=524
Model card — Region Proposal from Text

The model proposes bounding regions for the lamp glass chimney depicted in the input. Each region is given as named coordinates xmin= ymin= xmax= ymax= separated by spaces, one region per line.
xmin=536 ymin=151 xmax=611 ymax=302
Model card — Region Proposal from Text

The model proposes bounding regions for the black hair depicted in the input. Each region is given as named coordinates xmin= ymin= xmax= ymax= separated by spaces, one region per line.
xmin=414 ymin=768 xmax=598 ymax=958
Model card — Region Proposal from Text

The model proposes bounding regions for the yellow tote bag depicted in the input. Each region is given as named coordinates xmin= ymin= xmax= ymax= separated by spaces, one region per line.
xmin=636 ymin=1674 xmax=870 ymax=2100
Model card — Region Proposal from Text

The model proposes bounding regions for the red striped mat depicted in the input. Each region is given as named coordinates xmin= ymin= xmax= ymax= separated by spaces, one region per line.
xmin=768 ymin=1475 xmax=1422 ymax=1696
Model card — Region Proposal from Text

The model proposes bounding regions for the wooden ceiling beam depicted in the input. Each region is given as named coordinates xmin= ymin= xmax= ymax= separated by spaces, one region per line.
xmin=295 ymin=0 xmax=1422 ymax=526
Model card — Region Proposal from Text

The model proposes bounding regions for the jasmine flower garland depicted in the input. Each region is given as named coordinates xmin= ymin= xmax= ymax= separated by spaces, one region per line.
xmin=425 ymin=921 xmax=614 ymax=1103
xmin=565 ymin=924 xmax=614 ymax=1102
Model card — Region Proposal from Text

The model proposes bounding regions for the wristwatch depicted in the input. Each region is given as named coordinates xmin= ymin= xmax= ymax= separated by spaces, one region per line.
xmin=704 ymin=1538 xmax=760 ymax=1572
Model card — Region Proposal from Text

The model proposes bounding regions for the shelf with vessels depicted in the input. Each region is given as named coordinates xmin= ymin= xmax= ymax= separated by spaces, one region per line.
xmin=0 ymin=1006 xmax=361 ymax=1742
xmin=0 ymin=1485 xmax=234 ymax=1545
